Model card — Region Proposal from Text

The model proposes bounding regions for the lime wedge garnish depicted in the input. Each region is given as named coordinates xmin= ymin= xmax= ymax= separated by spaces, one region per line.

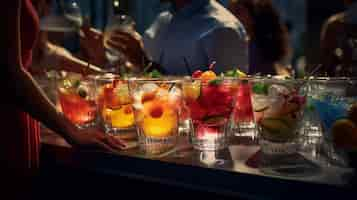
xmin=224 ymin=70 xmax=237 ymax=77
xmin=252 ymin=83 xmax=269 ymax=95
xmin=260 ymin=118 xmax=297 ymax=141
xmin=236 ymin=69 xmax=247 ymax=78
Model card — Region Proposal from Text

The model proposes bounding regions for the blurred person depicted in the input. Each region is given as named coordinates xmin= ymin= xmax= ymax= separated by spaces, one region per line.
xmin=228 ymin=0 xmax=292 ymax=76
xmin=106 ymin=0 xmax=249 ymax=75
xmin=30 ymin=0 xmax=104 ymax=75
xmin=0 ymin=0 xmax=126 ymax=189
xmin=320 ymin=0 xmax=357 ymax=77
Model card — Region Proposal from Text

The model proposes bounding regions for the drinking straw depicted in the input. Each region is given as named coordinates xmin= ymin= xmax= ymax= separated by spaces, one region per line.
xmin=307 ymin=64 xmax=323 ymax=77
xmin=208 ymin=61 xmax=217 ymax=70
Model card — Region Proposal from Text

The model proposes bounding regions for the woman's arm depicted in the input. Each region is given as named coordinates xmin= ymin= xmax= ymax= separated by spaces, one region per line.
xmin=2 ymin=0 xmax=124 ymax=152
xmin=31 ymin=37 xmax=104 ymax=75
xmin=51 ymin=42 xmax=104 ymax=75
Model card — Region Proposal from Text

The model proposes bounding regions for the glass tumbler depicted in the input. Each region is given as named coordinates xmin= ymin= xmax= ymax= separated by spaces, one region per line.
xmin=308 ymin=77 xmax=357 ymax=167
xmin=57 ymin=72 xmax=97 ymax=128
xmin=231 ymin=78 xmax=256 ymax=139
xmin=183 ymin=78 xmax=239 ymax=151
xmin=250 ymin=78 xmax=307 ymax=175
xmin=129 ymin=78 xmax=182 ymax=155
xmin=96 ymin=74 xmax=135 ymax=138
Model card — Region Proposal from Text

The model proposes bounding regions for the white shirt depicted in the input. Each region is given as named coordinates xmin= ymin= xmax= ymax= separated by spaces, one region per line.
xmin=143 ymin=0 xmax=248 ymax=75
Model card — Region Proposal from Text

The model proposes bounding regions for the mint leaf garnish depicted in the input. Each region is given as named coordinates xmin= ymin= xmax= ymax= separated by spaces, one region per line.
xmin=253 ymin=83 xmax=269 ymax=95
xmin=209 ymin=78 xmax=223 ymax=86
xmin=73 ymin=80 xmax=81 ymax=88
xmin=149 ymin=69 xmax=162 ymax=78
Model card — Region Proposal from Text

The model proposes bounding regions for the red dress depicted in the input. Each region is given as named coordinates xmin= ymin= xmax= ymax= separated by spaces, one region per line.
xmin=1 ymin=0 xmax=41 ymax=173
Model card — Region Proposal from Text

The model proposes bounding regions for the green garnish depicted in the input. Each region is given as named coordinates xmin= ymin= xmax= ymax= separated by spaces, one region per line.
xmin=63 ymin=79 xmax=72 ymax=88
xmin=149 ymin=69 xmax=162 ymax=78
xmin=73 ymin=80 xmax=81 ymax=88
xmin=306 ymin=104 xmax=315 ymax=112
xmin=253 ymin=83 xmax=269 ymax=95
xmin=209 ymin=78 xmax=223 ymax=86
xmin=225 ymin=70 xmax=238 ymax=77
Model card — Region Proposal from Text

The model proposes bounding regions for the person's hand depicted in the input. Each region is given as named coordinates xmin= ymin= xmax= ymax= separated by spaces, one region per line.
xmin=69 ymin=127 xmax=127 ymax=154
xmin=106 ymin=30 xmax=148 ymax=68
xmin=79 ymin=26 xmax=107 ymax=67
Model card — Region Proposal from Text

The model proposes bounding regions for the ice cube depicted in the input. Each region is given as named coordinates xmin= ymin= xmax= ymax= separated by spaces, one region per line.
xmin=169 ymin=87 xmax=182 ymax=100
xmin=169 ymin=88 xmax=182 ymax=103
xmin=141 ymin=83 xmax=158 ymax=93
xmin=156 ymin=88 xmax=169 ymax=98
xmin=115 ymin=84 xmax=129 ymax=96
xmin=265 ymin=97 xmax=285 ymax=116
xmin=169 ymin=86 xmax=182 ymax=97
xmin=252 ymin=95 xmax=271 ymax=112
xmin=268 ymin=84 xmax=290 ymax=97
xmin=132 ymin=102 xmax=144 ymax=110
xmin=133 ymin=91 xmax=143 ymax=103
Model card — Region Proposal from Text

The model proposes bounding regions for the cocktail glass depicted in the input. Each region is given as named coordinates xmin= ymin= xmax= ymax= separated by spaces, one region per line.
xmin=129 ymin=78 xmax=182 ymax=155
xmin=57 ymin=72 xmax=97 ymax=128
xmin=232 ymin=78 xmax=256 ymax=139
xmin=96 ymin=74 xmax=135 ymax=139
xmin=308 ymin=77 xmax=357 ymax=167
xmin=183 ymin=78 xmax=238 ymax=151
xmin=251 ymin=78 xmax=307 ymax=175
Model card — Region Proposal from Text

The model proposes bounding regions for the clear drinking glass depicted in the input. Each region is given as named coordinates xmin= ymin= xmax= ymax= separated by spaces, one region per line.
xmin=57 ymin=72 xmax=97 ymax=128
xmin=96 ymin=74 xmax=136 ymax=138
xmin=129 ymin=78 xmax=182 ymax=155
xmin=183 ymin=78 xmax=239 ymax=151
xmin=231 ymin=78 xmax=256 ymax=139
xmin=103 ymin=15 xmax=135 ymax=74
xmin=308 ymin=77 xmax=357 ymax=167
xmin=250 ymin=78 xmax=307 ymax=175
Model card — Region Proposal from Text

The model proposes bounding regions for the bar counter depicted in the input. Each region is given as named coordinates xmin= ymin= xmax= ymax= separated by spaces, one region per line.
xmin=39 ymin=129 xmax=356 ymax=199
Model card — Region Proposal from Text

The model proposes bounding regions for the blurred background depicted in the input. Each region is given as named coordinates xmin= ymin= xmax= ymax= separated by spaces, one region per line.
xmin=53 ymin=0 xmax=349 ymax=75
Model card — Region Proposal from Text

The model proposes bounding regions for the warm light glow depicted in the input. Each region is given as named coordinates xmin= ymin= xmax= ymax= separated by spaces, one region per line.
xmin=114 ymin=0 xmax=120 ymax=7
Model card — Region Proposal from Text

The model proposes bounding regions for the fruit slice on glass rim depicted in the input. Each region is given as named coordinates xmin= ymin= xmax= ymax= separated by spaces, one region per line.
xmin=183 ymin=80 xmax=201 ymax=100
